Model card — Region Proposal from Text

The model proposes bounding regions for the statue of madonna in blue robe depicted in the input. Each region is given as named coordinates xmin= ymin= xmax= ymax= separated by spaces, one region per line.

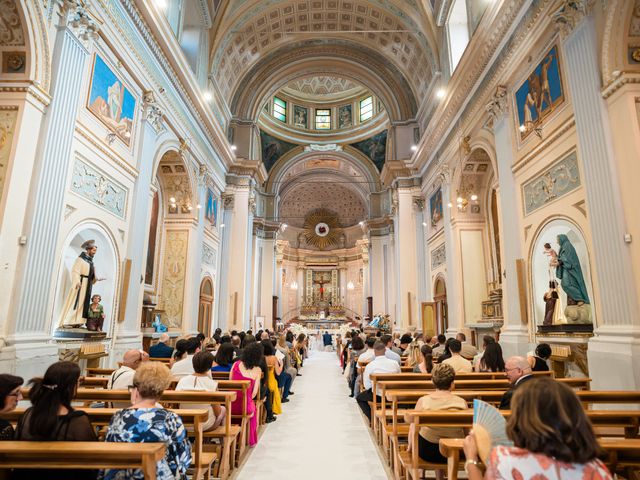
xmin=555 ymin=234 xmax=590 ymax=305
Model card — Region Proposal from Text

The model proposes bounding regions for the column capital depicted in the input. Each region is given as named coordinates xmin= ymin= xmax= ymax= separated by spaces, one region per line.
xmin=197 ymin=164 xmax=212 ymax=188
xmin=248 ymin=191 xmax=257 ymax=215
xmin=221 ymin=192 xmax=235 ymax=211
xmin=142 ymin=91 xmax=166 ymax=135
xmin=412 ymin=196 xmax=425 ymax=211
xmin=485 ymin=85 xmax=509 ymax=128
xmin=58 ymin=0 xmax=100 ymax=48
xmin=437 ymin=163 xmax=452 ymax=187
xmin=553 ymin=0 xmax=595 ymax=38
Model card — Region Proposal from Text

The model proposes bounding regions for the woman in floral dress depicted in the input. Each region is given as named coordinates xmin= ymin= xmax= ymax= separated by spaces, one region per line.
xmin=100 ymin=362 xmax=191 ymax=480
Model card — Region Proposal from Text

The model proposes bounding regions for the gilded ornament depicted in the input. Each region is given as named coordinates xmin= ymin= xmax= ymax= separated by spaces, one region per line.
xmin=632 ymin=48 xmax=640 ymax=63
xmin=303 ymin=208 xmax=340 ymax=250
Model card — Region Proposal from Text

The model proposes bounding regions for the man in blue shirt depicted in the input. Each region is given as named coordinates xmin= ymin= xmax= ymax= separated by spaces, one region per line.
xmin=149 ymin=332 xmax=173 ymax=358
xmin=323 ymin=331 xmax=332 ymax=347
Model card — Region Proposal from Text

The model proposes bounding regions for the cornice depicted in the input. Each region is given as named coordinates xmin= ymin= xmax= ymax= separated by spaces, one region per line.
xmin=512 ymin=117 xmax=576 ymax=174
xmin=0 ymin=84 xmax=52 ymax=108
xmin=75 ymin=123 xmax=139 ymax=179
xmin=601 ymin=73 xmax=640 ymax=100
xmin=414 ymin=0 xmax=545 ymax=177
xmin=106 ymin=1 xmax=232 ymax=176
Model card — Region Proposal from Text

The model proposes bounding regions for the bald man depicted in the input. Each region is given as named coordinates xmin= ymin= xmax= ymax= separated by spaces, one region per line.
xmin=108 ymin=349 xmax=149 ymax=390
xmin=149 ymin=332 xmax=174 ymax=358
xmin=499 ymin=356 xmax=534 ymax=409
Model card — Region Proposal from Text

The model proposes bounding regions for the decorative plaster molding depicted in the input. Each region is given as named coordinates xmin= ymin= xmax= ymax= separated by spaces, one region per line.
xmin=202 ymin=243 xmax=216 ymax=267
xmin=522 ymin=151 xmax=581 ymax=216
xmin=602 ymin=73 xmax=640 ymax=99
xmin=304 ymin=144 xmax=343 ymax=152
xmin=142 ymin=90 xmax=165 ymax=134
xmin=74 ymin=124 xmax=139 ymax=178
xmin=412 ymin=197 xmax=426 ymax=211
xmin=248 ymin=193 xmax=257 ymax=216
xmin=485 ymin=85 xmax=509 ymax=127
xmin=59 ymin=0 xmax=100 ymax=48
xmin=431 ymin=243 xmax=446 ymax=269
xmin=70 ymin=157 xmax=128 ymax=219
xmin=222 ymin=193 xmax=234 ymax=211
xmin=552 ymin=0 xmax=595 ymax=37
xmin=512 ymin=118 xmax=576 ymax=174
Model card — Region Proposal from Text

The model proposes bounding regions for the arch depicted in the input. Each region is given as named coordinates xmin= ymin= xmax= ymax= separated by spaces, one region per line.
xmin=599 ymin=0 xmax=636 ymax=85
xmin=51 ymin=221 xmax=121 ymax=335
xmin=198 ymin=276 xmax=214 ymax=336
xmin=230 ymin=44 xmax=419 ymax=123
xmin=528 ymin=216 xmax=595 ymax=329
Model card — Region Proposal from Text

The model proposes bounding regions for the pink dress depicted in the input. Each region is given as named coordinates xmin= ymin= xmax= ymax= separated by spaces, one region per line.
xmin=486 ymin=446 xmax=612 ymax=480
xmin=230 ymin=361 xmax=258 ymax=447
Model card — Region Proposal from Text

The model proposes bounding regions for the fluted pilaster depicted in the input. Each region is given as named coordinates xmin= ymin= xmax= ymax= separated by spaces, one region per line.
xmin=15 ymin=22 xmax=92 ymax=335
xmin=563 ymin=17 xmax=639 ymax=328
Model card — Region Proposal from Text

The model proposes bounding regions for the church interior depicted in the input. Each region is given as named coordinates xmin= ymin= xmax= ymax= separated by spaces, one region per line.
xmin=1 ymin=0 xmax=640 ymax=478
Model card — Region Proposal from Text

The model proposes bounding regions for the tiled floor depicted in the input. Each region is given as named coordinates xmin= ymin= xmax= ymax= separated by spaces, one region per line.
xmin=231 ymin=350 xmax=391 ymax=480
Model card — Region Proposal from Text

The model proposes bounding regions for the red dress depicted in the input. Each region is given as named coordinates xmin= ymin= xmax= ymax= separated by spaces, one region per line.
xmin=230 ymin=361 xmax=258 ymax=446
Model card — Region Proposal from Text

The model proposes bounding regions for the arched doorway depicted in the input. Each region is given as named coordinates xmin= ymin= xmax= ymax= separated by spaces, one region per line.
xmin=434 ymin=276 xmax=448 ymax=335
xmin=198 ymin=277 xmax=214 ymax=336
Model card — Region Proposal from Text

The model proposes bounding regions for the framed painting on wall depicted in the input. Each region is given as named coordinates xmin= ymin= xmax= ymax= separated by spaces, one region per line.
xmin=338 ymin=104 xmax=353 ymax=128
xmin=429 ymin=188 xmax=443 ymax=227
xmin=205 ymin=188 xmax=217 ymax=226
xmin=293 ymin=105 xmax=307 ymax=129
xmin=87 ymin=54 xmax=137 ymax=147
xmin=514 ymin=44 xmax=564 ymax=140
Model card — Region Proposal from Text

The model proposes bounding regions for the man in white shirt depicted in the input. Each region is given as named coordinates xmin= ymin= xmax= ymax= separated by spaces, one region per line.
xmin=456 ymin=332 xmax=478 ymax=359
xmin=171 ymin=337 xmax=201 ymax=379
xmin=108 ymin=349 xmax=148 ymax=390
xmin=108 ymin=349 xmax=148 ymax=408
xmin=357 ymin=336 xmax=377 ymax=364
xmin=442 ymin=339 xmax=473 ymax=373
xmin=380 ymin=334 xmax=401 ymax=364
xmin=356 ymin=341 xmax=401 ymax=420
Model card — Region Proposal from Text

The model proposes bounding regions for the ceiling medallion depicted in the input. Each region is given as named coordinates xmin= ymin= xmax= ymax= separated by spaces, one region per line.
xmin=304 ymin=209 xmax=340 ymax=250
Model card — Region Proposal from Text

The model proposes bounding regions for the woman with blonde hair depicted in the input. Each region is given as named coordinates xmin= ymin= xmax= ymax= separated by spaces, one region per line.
xmin=101 ymin=362 xmax=192 ymax=480
xmin=405 ymin=341 xmax=422 ymax=369
xmin=463 ymin=377 xmax=612 ymax=479
xmin=413 ymin=344 xmax=434 ymax=373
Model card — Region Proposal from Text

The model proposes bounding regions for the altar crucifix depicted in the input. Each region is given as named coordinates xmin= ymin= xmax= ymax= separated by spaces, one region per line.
xmin=313 ymin=273 xmax=331 ymax=300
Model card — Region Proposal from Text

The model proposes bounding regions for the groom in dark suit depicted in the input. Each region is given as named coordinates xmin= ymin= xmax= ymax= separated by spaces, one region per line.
xmin=499 ymin=356 xmax=534 ymax=409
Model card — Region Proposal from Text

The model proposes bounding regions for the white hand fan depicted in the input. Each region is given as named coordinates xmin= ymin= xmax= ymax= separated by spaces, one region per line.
xmin=473 ymin=399 xmax=513 ymax=463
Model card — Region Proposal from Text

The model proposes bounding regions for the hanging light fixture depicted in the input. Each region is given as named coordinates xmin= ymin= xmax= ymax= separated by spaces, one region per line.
xmin=455 ymin=135 xmax=478 ymax=213
xmin=290 ymin=281 xmax=298 ymax=291
xmin=347 ymin=281 xmax=355 ymax=290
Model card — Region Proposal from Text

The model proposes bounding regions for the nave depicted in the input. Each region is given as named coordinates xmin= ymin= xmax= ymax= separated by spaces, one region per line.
xmin=235 ymin=351 xmax=389 ymax=480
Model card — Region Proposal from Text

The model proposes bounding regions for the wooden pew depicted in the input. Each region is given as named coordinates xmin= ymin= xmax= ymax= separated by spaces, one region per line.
xmin=383 ymin=390 xmax=640 ymax=477
xmin=85 ymin=367 xmax=116 ymax=376
xmin=0 ymin=441 xmax=166 ymax=480
xmin=399 ymin=410 xmax=640 ymax=480
xmin=149 ymin=357 xmax=172 ymax=364
xmin=19 ymin=389 xmax=237 ymax=480
xmin=2 ymin=407 xmax=214 ymax=480
xmin=439 ymin=438 xmax=640 ymax=480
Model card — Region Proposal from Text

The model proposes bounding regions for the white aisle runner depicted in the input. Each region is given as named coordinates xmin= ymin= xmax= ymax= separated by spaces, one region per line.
xmin=233 ymin=351 xmax=390 ymax=480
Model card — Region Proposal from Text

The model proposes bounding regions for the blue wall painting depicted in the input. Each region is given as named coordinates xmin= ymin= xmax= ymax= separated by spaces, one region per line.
xmin=429 ymin=188 xmax=443 ymax=227
xmin=205 ymin=188 xmax=217 ymax=226
xmin=350 ymin=130 xmax=387 ymax=172
xmin=515 ymin=44 xmax=564 ymax=140
xmin=88 ymin=54 xmax=137 ymax=146
xmin=260 ymin=130 xmax=298 ymax=171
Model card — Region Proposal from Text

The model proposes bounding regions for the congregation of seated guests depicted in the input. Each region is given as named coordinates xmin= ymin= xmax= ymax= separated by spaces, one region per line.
xmin=0 ymin=327 xmax=307 ymax=479
xmin=344 ymin=328 xmax=617 ymax=479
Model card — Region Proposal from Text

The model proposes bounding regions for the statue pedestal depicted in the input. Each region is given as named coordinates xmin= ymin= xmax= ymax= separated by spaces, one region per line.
xmin=537 ymin=324 xmax=593 ymax=335
xmin=54 ymin=328 xmax=107 ymax=340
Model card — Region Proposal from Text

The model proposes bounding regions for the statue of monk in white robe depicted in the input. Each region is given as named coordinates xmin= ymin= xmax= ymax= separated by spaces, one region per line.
xmin=58 ymin=240 xmax=101 ymax=329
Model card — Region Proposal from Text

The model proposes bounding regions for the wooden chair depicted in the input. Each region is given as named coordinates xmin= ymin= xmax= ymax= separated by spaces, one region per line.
xmin=0 ymin=441 xmax=165 ymax=480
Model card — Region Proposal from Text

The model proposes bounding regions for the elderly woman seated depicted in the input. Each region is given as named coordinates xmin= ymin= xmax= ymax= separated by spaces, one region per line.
xmin=101 ymin=362 xmax=192 ymax=480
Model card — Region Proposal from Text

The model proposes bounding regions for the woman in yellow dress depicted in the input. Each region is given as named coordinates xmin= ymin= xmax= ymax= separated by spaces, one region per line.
xmin=262 ymin=339 xmax=282 ymax=416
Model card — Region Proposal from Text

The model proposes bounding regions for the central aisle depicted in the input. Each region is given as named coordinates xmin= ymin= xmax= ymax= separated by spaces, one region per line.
xmin=233 ymin=350 xmax=390 ymax=480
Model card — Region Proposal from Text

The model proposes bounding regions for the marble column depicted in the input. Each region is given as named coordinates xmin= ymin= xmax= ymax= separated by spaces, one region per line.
xmin=115 ymin=94 xmax=166 ymax=358
xmin=275 ymin=239 xmax=287 ymax=320
xmin=414 ymin=200 xmax=428 ymax=309
xmin=221 ymin=181 xmax=253 ymax=331
xmin=486 ymin=86 xmax=529 ymax=357
xmin=182 ymin=172 xmax=207 ymax=335
xmin=258 ymin=234 xmax=276 ymax=325
xmin=393 ymin=180 xmax=420 ymax=330
xmin=441 ymin=174 xmax=462 ymax=337
xmin=10 ymin=5 xmax=98 ymax=375
xmin=216 ymin=195 xmax=234 ymax=331
xmin=557 ymin=5 xmax=640 ymax=389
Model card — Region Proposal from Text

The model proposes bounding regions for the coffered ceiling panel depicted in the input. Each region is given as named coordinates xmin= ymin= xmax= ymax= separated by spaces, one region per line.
xmin=210 ymin=0 xmax=437 ymax=108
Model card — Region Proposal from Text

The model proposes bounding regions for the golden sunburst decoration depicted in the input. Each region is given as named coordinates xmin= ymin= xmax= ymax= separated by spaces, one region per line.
xmin=303 ymin=208 xmax=340 ymax=250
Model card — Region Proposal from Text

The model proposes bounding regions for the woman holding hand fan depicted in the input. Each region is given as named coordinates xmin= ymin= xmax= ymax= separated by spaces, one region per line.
xmin=463 ymin=377 xmax=612 ymax=479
